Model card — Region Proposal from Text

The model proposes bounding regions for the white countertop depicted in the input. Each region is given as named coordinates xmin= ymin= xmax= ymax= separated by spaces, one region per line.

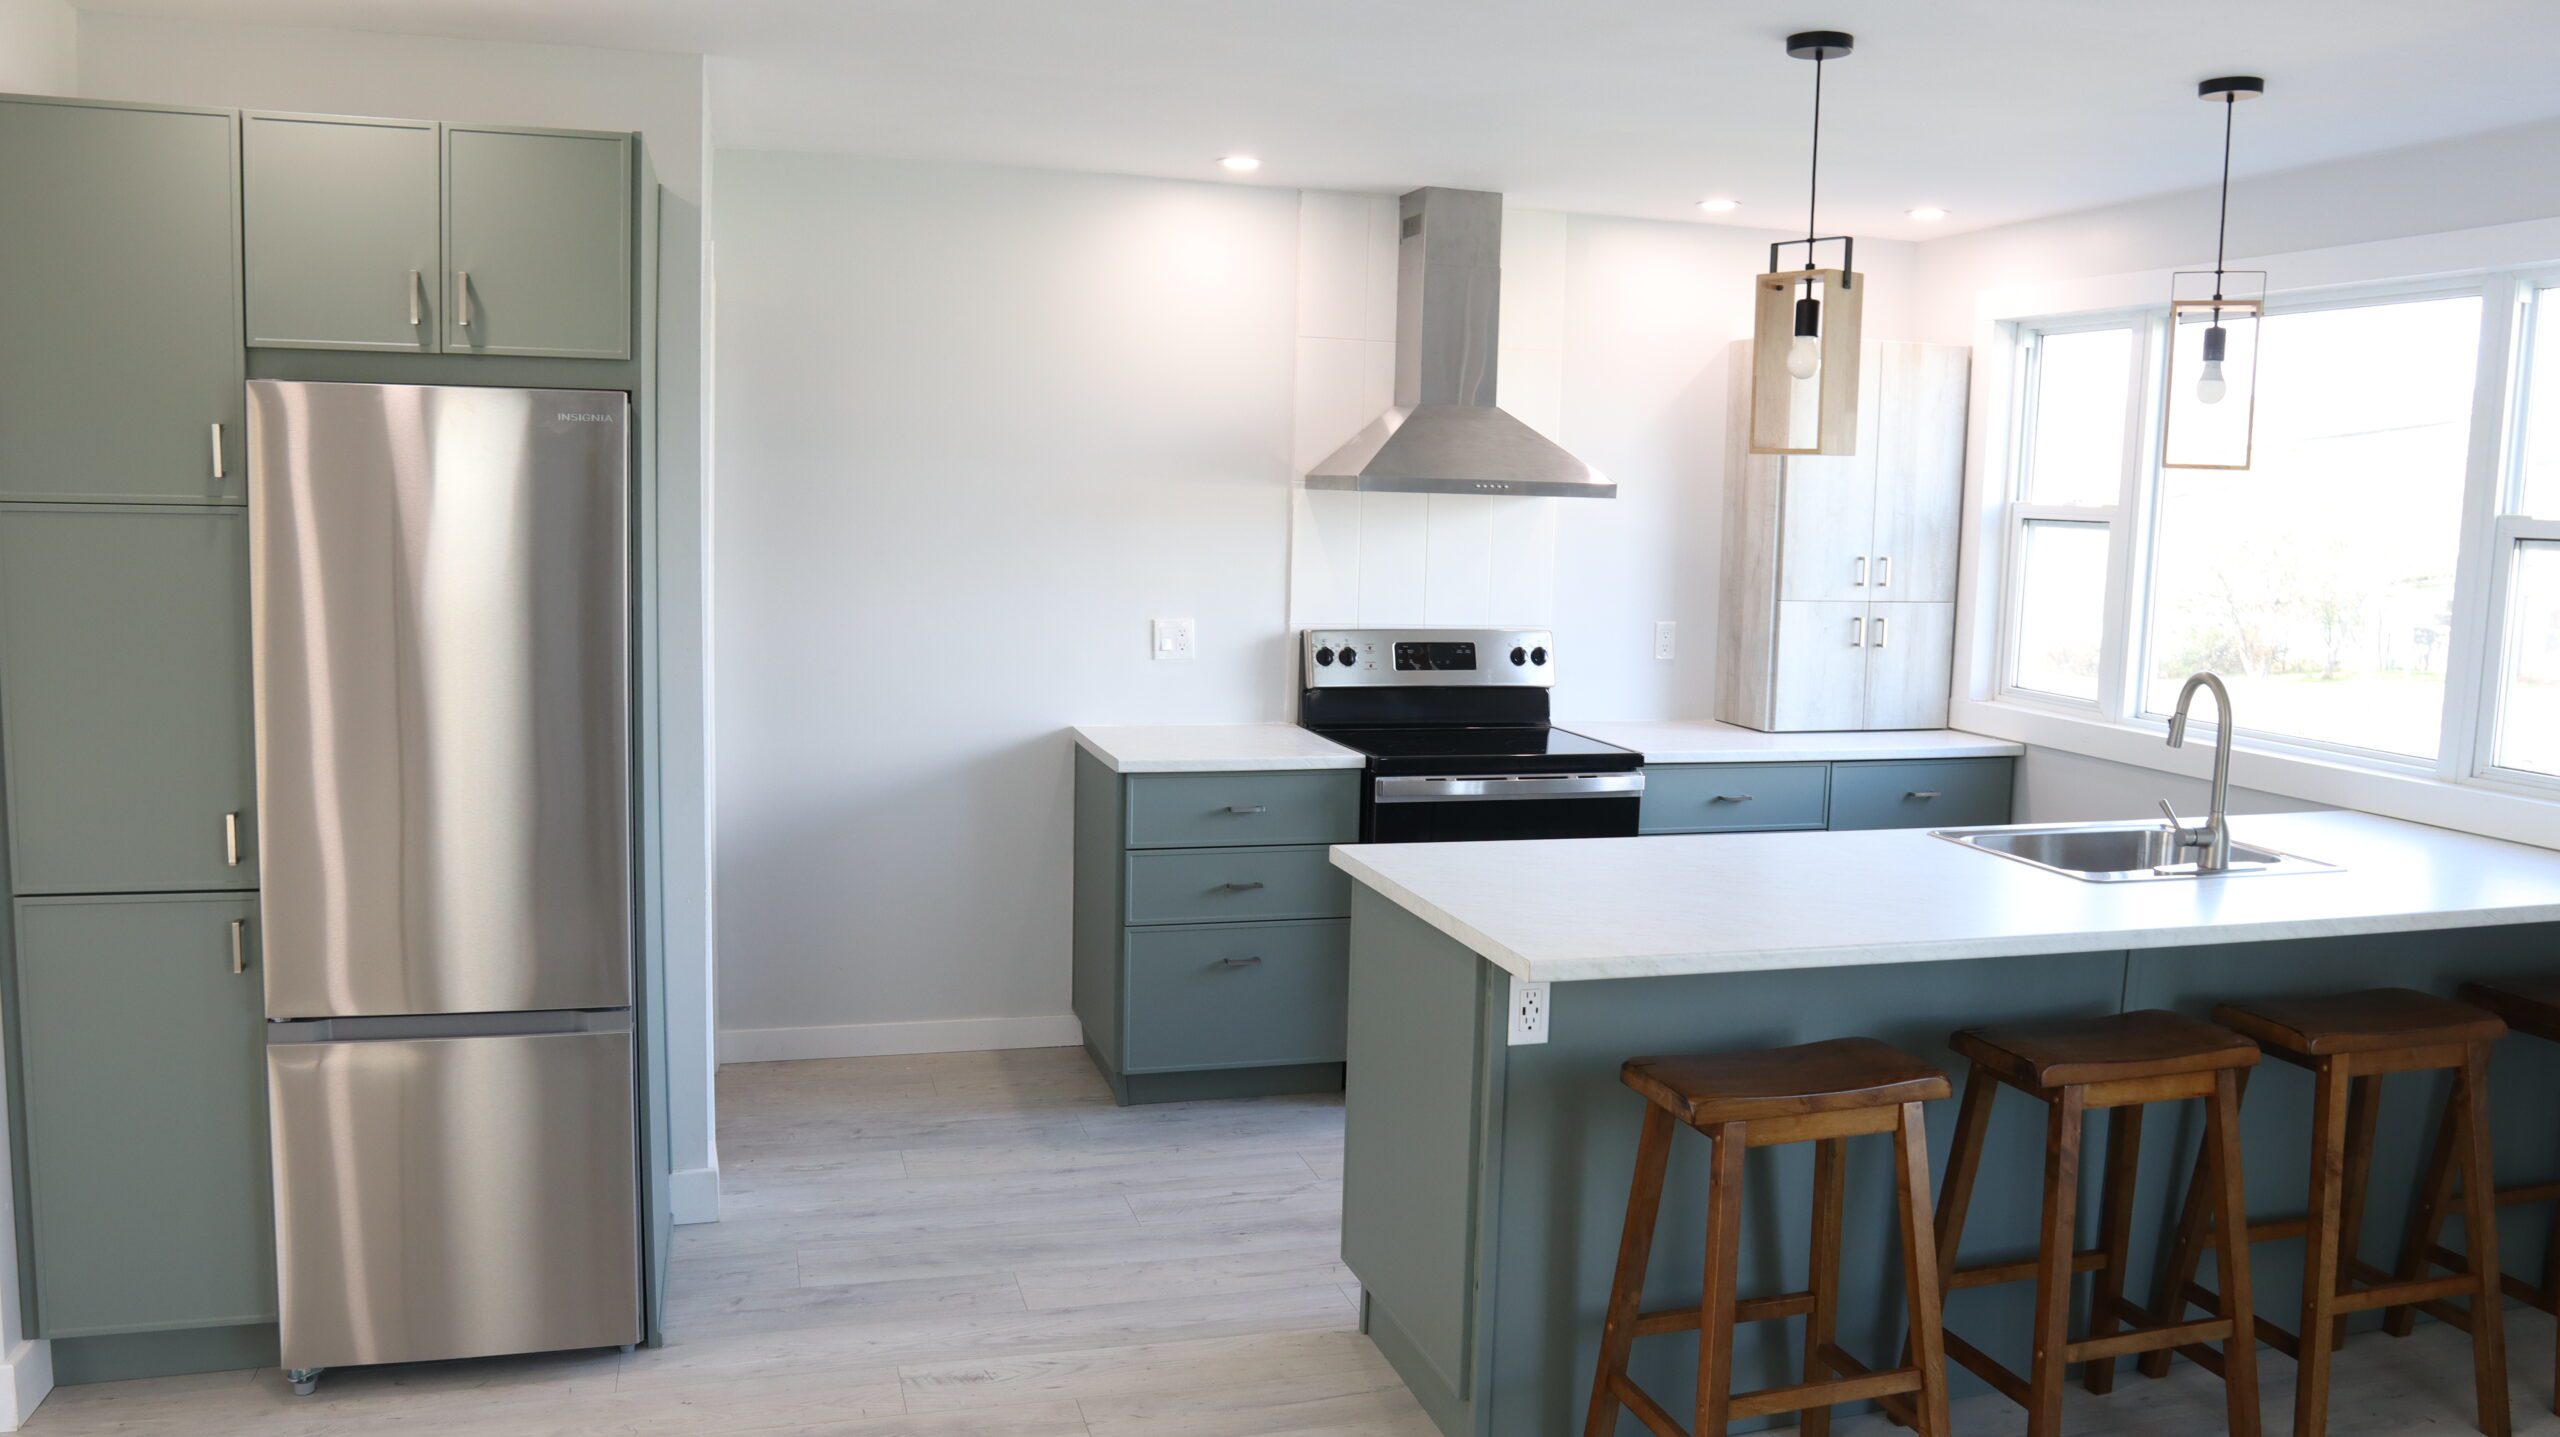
xmin=1072 ymin=724 xmax=1363 ymax=773
xmin=1564 ymin=720 xmax=2023 ymax=765
xmin=1330 ymin=810 xmax=2560 ymax=983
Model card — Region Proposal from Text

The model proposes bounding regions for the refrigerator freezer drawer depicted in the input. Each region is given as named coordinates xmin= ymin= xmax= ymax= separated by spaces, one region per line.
xmin=268 ymin=1028 xmax=641 ymax=1370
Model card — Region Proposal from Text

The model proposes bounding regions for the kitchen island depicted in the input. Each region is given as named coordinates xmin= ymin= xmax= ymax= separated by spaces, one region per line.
xmin=1333 ymin=811 xmax=2560 ymax=1435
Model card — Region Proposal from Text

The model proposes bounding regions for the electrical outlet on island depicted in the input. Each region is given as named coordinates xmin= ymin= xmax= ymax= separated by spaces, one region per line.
xmin=1508 ymin=976 xmax=1550 ymax=1045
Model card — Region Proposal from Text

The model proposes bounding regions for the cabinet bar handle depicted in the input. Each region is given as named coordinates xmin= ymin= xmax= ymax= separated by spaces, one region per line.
xmin=209 ymin=422 xmax=225 ymax=480
xmin=1712 ymin=794 xmax=1754 ymax=803
xmin=229 ymin=918 xmax=247 ymax=975
xmin=1219 ymin=880 xmax=1266 ymax=892
xmin=1226 ymin=804 xmax=1267 ymax=815
xmin=1220 ymin=956 xmax=1263 ymax=968
xmin=1878 ymin=555 xmax=1892 ymax=588
xmin=1875 ymin=616 xmax=1890 ymax=649
xmin=1850 ymin=616 xmax=1865 ymax=648
xmin=1854 ymin=556 xmax=1868 ymax=587
xmin=408 ymin=269 xmax=423 ymax=326
xmin=224 ymin=811 xmax=241 ymax=866
xmin=1906 ymin=790 xmax=1942 ymax=800
xmin=456 ymin=271 xmax=471 ymax=327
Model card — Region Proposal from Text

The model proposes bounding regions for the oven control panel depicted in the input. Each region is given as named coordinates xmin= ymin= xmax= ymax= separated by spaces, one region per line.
xmin=1303 ymin=628 xmax=1554 ymax=688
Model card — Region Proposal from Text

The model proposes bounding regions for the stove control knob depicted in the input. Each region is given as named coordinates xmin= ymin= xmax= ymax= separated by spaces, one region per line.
xmin=1314 ymin=646 xmax=1336 ymax=667
xmin=1531 ymin=646 xmax=1549 ymax=666
xmin=1510 ymin=646 xmax=1528 ymax=667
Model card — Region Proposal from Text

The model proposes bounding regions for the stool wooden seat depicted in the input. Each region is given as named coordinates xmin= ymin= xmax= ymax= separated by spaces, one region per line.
xmin=1933 ymin=1011 xmax=2262 ymax=1437
xmin=2147 ymin=988 xmax=2511 ymax=1437
xmin=1585 ymin=1038 xmax=1954 ymax=1437
xmin=2381 ymin=979 xmax=2560 ymax=1419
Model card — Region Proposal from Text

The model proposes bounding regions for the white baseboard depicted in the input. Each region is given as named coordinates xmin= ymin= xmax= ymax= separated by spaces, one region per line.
xmin=669 ymin=1165 xmax=721 ymax=1226
xmin=717 ymin=1014 xmax=1083 ymax=1065
xmin=0 ymin=1338 xmax=52 ymax=1431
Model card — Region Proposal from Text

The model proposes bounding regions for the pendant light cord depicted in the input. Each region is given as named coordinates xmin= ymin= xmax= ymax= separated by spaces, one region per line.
xmin=2212 ymin=91 xmax=2234 ymax=303
xmin=1805 ymin=52 xmax=1824 ymax=269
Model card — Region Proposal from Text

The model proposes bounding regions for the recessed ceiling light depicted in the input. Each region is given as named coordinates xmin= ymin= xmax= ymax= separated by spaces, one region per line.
xmin=1907 ymin=205 xmax=1948 ymax=222
xmin=1219 ymin=155 xmax=1262 ymax=173
xmin=1697 ymin=197 xmax=1740 ymax=213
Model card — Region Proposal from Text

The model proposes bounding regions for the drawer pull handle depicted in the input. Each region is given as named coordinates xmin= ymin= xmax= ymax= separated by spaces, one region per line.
xmin=1226 ymin=805 xmax=1268 ymax=815
xmin=1219 ymin=880 xmax=1266 ymax=892
xmin=210 ymin=422 xmax=226 ymax=480
xmin=408 ymin=268 xmax=423 ymax=326
xmin=1712 ymin=794 xmax=1754 ymax=804
xmin=224 ymin=811 xmax=241 ymax=866
xmin=1221 ymin=956 xmax=1263 ymax=968
xmin=229 ymin=918 xmax=247 ymax=976
xmin=456 ymin=270 xmax=472 ymax=327
xmin=1906 ymin=790 xmax=1941 ymax=800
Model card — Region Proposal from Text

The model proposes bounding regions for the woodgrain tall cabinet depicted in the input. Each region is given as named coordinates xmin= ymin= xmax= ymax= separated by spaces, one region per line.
xmin=1717 ymin=339 xmax=1970 ymax=732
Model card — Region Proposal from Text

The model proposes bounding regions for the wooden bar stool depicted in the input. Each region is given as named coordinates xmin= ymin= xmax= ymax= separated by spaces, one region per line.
xmin=1583 ymin=1038 xmax=1954 ymax=1437
xmin=1931 ymin=1011 xmax=2263 ymax=1437
xmin=2383 ymin=978 xmax=2560 ymax=1417
xmin=2147 ymin=988 xmax=2511 ymax=1437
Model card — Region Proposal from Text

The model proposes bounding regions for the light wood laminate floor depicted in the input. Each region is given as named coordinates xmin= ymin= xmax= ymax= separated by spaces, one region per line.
xmin=21 ymin=1045 xmax=2557 ymax=1435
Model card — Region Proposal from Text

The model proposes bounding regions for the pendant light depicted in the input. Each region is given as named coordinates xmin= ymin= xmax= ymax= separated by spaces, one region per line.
xmin=2163 ymin=75 xmax=2267 ymax=470
xmin=1749 ymin=30 xmax=1866 ymax=457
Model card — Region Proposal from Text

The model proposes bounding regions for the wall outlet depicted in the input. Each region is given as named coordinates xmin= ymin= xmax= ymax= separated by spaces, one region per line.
xmin=1508 ymin=976 xmax=1550 ymax=1046
xmin=1654 ymin=620 xmax=1677 ymax=661
xmin=1151 ymin=617 xmax=1195 ymax=661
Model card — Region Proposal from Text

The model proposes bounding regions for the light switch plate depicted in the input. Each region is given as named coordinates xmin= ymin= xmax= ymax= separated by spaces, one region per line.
xmin=1152 ymin=618 xmax=1195 ymax=660
xmin=1654 ymin=621 xmax=1677 ymax=661
xmin=1508 ymin=976 xmax=1550 ymax=1045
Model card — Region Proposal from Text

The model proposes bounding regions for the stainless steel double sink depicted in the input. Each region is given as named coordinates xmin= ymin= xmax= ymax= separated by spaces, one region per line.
xmin=1932 ymin=821 xmax=2339 ymax=883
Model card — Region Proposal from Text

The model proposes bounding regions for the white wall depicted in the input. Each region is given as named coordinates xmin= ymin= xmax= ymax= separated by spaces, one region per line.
xmin=711 ymin=151 xmax=1299 ymax=1058
xmin=72 ymin=11 xmax=725 ymax=1221
xmin=0 ymin=0 xmax=71 ymax=95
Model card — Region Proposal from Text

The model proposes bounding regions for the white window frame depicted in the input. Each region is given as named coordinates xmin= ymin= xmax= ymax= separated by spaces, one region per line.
xmin=2468 ymin=272 xmax=2560 ymax=792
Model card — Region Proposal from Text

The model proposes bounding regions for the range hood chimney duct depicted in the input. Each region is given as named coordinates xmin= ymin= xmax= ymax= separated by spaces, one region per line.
xmin=1303 ymin=187 xmax=1611 ymax=498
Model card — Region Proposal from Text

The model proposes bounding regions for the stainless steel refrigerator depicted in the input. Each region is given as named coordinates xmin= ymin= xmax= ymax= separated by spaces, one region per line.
xmin=247 ymin=380 xmax=642 ymax=1392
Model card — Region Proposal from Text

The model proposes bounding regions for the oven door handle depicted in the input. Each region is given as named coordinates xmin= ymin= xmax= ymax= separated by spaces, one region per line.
xmin=1372 ymin=773 xmax=1648 ymax=804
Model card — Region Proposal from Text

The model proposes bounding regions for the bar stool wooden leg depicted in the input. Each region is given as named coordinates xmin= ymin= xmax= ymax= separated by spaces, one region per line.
xmin=1695 ymin=1121 xmax=1747 ymax=1437
xmin=2331 ymin=1076 xmax=2382 ymax=1353
xmin=2085 ymin=1104 xmax=2144 ymax=1395
xmin=2384 ymin=1078 xmax=2463 ymax=1339
xmin=1892 ymin=1101 xmax=1954 ymax=1437
xmin=2455 ymin=1049 xmax=2512 ymax=1437
xmin=1584 ymin=1104 xmax=1674 ymax=1437
xmin=2206 ymin=1068 xmax=2264 ymax=1437
xmin=1801 ymin=1137 xmax=1846 ymax=1437
xmin=2142 ymin=1065 xmax=2251 ymax=1380
xmin=2294 ymin=1054 xmax=2352 ymax=1437
xmin=2026 ymin=1086 xmax=2085 ymax=1437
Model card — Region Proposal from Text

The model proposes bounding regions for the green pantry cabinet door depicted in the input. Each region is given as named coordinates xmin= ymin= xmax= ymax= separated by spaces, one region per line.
xmin=12 ymin=894 xmax=274 ymax=1337
xmin=0 ymin=97 xmax=244 ymax=502
xmin=444 ymin=126 xmax=632 ymax=359
xmin=0 ymin=507 xmax=257 ymax=895
xmin=243 ymin=113 xmax=443 ymax=351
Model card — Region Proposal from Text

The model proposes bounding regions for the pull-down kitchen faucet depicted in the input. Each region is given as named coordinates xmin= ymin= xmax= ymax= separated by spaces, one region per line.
xmin=2159 ymin=672 xmax=2235 ymax=872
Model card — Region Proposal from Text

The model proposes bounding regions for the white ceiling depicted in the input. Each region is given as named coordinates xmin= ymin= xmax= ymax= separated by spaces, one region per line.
xmin=76 ymin=0 xmax=2560 ymax=237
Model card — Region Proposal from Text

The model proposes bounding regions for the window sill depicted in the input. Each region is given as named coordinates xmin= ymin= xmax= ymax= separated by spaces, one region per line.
xmin=1951 ymin=695 xmax=2560 ymax=852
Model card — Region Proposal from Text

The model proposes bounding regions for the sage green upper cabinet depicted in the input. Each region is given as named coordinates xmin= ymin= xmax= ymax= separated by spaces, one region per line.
xmin=243 ymin=113 xmax=442 ymax=352
xmin=0 ymin=96 xmax=243 ymax=503
xmin=444 ymin=126 xmax=632 ymax=359
xmin=13 ymin=894 xmax=275 ymax=1337
xmin=0 ymin=507 xmax=257 ymax=896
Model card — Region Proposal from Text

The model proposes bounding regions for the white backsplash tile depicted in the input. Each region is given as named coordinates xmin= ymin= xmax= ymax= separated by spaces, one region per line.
xmin=1356 ymin=491 xmax=1430 ymax=625
xmin=1288 ymin=488 xmax=1363 ymax=628
xmin=1423 ymin=495 xmax=1496 ymax=624
xmin=1487 ymin=497 xmax=1559 ymax=626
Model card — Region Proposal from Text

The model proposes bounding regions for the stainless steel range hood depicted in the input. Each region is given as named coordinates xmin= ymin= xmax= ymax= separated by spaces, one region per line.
xmin=1303 ymin=188 xmax=1611 ymax=499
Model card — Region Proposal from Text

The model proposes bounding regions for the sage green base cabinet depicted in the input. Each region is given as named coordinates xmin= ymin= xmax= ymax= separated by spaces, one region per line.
xmin=10 ymin=895 xmax=274 ymax=1338
xmin=1639 ymin=755 xmax=2012 ymax=835
xmin=243 ymin=113 xmax=443 ymax=351
xmin=0 ymin=507 xmax=257 ymax=896
xmin=0 ymin=97 xmax=244 ymax=503
xmin=1073 ymin=749 xmax=1360 ymax=1105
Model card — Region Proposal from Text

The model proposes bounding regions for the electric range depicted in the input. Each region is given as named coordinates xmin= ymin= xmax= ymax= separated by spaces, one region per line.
xmin=1297 ymin=627 xmax=1644 ymax=843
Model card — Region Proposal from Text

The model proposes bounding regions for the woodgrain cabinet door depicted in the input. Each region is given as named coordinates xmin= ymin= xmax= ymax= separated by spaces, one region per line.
xmin=1769 ymin=600 xmax=1871 ymax=731
xmin=243 ymin=112 xmax=442 ymax=351
xmin=1775 ymin=343 xmax=1884 ymax=602
xmin=1861 ymin=601 xmax=1957 ymax=730
xmin=1869 ymin=343 xmax=1970 ymax=604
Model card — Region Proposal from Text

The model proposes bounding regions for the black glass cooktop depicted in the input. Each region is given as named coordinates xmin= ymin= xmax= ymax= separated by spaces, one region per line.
xmin=1308 ymin=724 xmax=1641 ymax=776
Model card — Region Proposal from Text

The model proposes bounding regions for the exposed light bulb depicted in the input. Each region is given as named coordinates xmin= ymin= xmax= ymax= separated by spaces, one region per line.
xmin=1787 ymin=334 xmax=1822 ymax=381
xmin=2195 ymin=360 xmax=2227 ymax=405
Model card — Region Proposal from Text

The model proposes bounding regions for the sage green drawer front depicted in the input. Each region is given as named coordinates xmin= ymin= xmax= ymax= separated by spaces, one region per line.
xmin=1640 ymin=762 xmax=1829 ymax=834
xmin=1124 ymin=771 xmax=1360 ymax=849
xmin=14 ymin=895 xmax=275 ymax=1337
xmin=1126 ymin=845 xmax=1350 ymax=926
xmin=1828 ymin=757 xmax=2014 ymax=831
xmin=444 ymin=126 xmax=632 ymax=359
xmin=244 ymin=112 xmax=443 ymax=352
xmin=1123 ymin=920 xmax=1348 ymax=1072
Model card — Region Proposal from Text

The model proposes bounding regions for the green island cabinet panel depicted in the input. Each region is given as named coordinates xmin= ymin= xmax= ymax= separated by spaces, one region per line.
xmin=1122 ymin=919 xmax=1349 ymax=1072
xmin=243 ymin=113 xmax=443 ymax=352
xmin=1827 ymin=756 xmax=2014 ymax=831
xmin=0 ymin=508 xmax=258 ymax=895
xmin=443 ymin=126 xmax=632 ymax=359
xmin=1639 ymin=762 xmax=1829 ymax=834
xmin=12 ymin=894 xmax=275 ymax=1337
xmin=0 ymin=97 xmax=244 ymax=502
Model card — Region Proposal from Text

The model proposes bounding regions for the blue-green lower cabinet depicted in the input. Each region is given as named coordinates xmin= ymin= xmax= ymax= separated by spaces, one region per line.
xmin=11 ymin=894 xmax=275 ymax=1339
xmin=1641 ymin=756 xmax=2013 ymax=835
